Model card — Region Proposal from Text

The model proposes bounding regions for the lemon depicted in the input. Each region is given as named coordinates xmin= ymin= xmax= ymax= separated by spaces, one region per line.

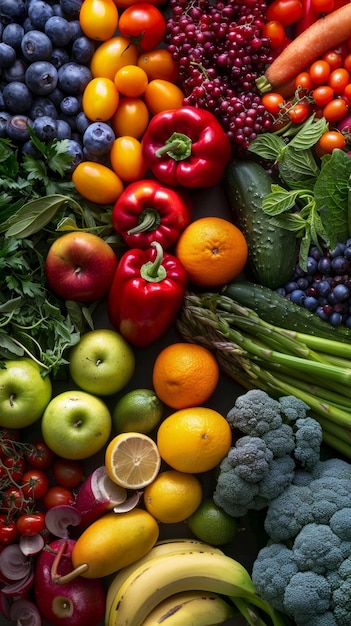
xmin=143 ymin=470 xmax=202 ymax=524
xmin=113 ymin=388 xmax=164 ymax=434
xmin=186 ymin=498 xmax=238 ymax=546
xmin=105 ymin=432 xmax=161 ymax=490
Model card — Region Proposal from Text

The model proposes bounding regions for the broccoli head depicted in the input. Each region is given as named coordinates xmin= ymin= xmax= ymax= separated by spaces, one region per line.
xmin=226 ymin=389 xmax=283 ymax=435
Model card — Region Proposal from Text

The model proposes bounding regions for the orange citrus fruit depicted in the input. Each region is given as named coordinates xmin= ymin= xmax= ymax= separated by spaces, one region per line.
xmin=156 ymin=406 xmax=232 ymax=474
xmin=175 ymin=216 xmax=248 ymax=288
xmin=152 ymin=343 xmax=220 ymax=410
xmin=143 ymin=470 xmax=202 ymax=524
xmin=105 ymin=432 xmax=161 ymax=489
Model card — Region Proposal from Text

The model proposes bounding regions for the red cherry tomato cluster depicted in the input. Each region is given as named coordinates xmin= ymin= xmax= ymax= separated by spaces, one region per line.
xmin=0 ymin=429 xmax=84 ymax=545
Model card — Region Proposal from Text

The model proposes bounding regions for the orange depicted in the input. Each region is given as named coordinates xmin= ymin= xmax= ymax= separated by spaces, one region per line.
xmin=143 ymin=470 xmax=202 ymax=524
xmin=105 ymin=432 xmax=161 ymax=489
xmin=175 ymin=217 xmax=248 ymax=288
xmin=152 ymin=343 xmax=219 ymax=410
xmin=79 ymin=0 xmax=119 ymax=41
xmin=156 ymin=406 xmax=232 ymax=474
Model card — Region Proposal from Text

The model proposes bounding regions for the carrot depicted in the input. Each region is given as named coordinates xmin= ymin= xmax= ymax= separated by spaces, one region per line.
xmin=256 ymin=3 xmax=351 ymax=93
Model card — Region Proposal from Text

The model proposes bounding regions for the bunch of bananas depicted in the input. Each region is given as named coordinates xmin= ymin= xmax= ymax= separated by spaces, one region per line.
xmin=105 ymin=538 xmax=285 ymax=626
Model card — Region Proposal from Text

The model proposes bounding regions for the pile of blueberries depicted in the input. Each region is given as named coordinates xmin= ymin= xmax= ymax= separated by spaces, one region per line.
xmin=0 ymin=0 xmax=114 ymax=168
xmin=277 ymin=241 xmax=351 ymax=327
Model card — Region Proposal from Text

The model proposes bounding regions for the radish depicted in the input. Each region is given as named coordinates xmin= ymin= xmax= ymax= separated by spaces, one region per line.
xmin=34 ymin=538 xmax=105 ymax=626
xmin=73 ymin=465 xmax=127 ymax=527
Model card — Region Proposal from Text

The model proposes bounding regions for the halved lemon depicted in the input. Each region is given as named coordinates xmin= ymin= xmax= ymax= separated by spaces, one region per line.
xmin=105 ymin=432 xmax=161 ymax=490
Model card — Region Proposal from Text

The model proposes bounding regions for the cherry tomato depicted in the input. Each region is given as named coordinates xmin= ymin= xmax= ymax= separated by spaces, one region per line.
xmin=311 ymin=0 xmax=334 ymax=11
xmin=261 ymin=92 xmax=285 ymax=115
xmin=144 ymin=79 xmax=185 ymax=115
xmin=72 ymin=162 xmax=124 ymax=204
xmin=343 ymin=54 xmax=351 ymax=73
xmin=316 ymin=130 xmax=346 ymax=155
xmin=110 ymin=136 xmax=148 ymax=182
xmin=42 ymin=486 xmax=75 ymax=510
xmin=2 ymin=455 xmax=26 ymax=482
xmin=53 ymin=459 xmax=84 ymax=488
xmin=295 ymin=71 xmax=314 ymax=91
xmin=288 ymin=102 xmax=311 ymax=123
xmin=0 ymin=429 xmax=20 ymax=448
xmin=0 ymin=515 xmax=19 ymax=544
xmin=79 ymin=0 xmax=119 ymax=41
xmin=16 ymin=512 xmax=46 ymax=537
xmin=137 ymin=49 xmax=179 ymax=82
xmin=2 ymin=487 xmax=25 ymax=514
xmin=328 ymin=68 xmax=351 ymax=94
xmin=21 ymin=469 xmax=49 ymax=501
xmin=266 ymin=0 xmax=303 ymax=26
xmin=309 ymin=60 xmax=331 ymax=84
xmin=90 ymin=36 xmax=139 ymax=81
xmin=312 ymin=85 xmax=334 ymax=106
xmin=24 ymin=441 xmax=55 ymax=470
xmin=111 ymin=97 xmax=149 ymax=138
xmin=322 ymin=49 xmax=344 ymax=71
xmin=114 ymin=65 xmax=149 ymax=97
xmin=323 ymin=97 xmax=349 ymax=122
xmin=343 ymin=83 xmax=351 ymax=104
xmin=118 ymin=4 xmax=166 ymax=52
xmin=262 ymin=20 xmax=286 ymax=49
xmin=82 ymin=77 xmax=119 ymax=122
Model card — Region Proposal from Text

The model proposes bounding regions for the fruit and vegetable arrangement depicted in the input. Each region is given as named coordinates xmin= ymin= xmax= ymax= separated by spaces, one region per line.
xmin=3 ymin=0 xmax=351 ymax=624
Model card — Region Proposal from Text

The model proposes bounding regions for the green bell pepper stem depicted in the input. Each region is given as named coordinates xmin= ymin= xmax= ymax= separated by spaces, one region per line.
xmin=154 ymin=132 xmax=192 ymax=161
xmin=140 ymin=241 xmax=166 ymax=282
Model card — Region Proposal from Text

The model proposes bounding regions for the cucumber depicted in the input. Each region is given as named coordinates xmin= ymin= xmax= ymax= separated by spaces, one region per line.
xmin=224 ymin=160 xmax=297 ymax=290
xmin=223 ymin=281 xmax=351 ymax=341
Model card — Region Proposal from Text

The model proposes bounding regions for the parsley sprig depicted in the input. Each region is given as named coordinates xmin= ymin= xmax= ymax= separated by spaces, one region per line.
xmin=248 ymin=115 xmax=351 ymax=271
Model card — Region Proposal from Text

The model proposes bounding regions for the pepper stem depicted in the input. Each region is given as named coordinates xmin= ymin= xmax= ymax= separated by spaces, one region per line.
xmin=140 ymin=241 xmax=167 ymax=282
xmin=155 ymin=132 xmax=192 ymax=161
xmin=127 ymin=208 xmax=160 ymax=235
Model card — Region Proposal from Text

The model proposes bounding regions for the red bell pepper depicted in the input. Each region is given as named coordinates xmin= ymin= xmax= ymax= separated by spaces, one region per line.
xmin=107 ymin=241 xmax=187 ymax=348
xmin=111 ymin=179 xmax=192 ymax=250
xmin=141 ymin=106 xmax=232 ymax=188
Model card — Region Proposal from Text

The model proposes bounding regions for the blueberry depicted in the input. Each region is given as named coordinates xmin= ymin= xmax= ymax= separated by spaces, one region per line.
xmin=332 ymin=283 xmax=350 ymax=302
xmin=60 ymin=95 xmax=80 ymax=116
xmin=48 ymin=86 xmax=65 ymax=108
xmin=83 ymin=121 xmax=115 ymax=156
xmin=71 ymin=36 xmax=95 ymax=65
xmin=29 ymin=97 xmax=58 ymax=119
xmin=303 ymin=296 xmax=318 ymax=311
xmin=2 ymin=23 xmax=24 ymax=49
xmin=331 ymin=255 xmax=349 ymax=273
xmin=283 ymin=281 xmax=299 ymax=294
xmin=6 ymin=115 xmax=33 ymax=143
xmin=3 ymin=81 xmax=33 ymax=114
xmin=0 ymin=111 xmax=11 ymax=138
xmin=68 ymin=19 xmax=84 ymax=40
xmin=57 ymin=61 xmax=91 ymax=95
xmin=316 ymin=306 xmax=329 ymax=321
xmin=315 ymin=279 xmax=331 ymax=297
xmin=32 ymin=115 xmax=57 ymax=141
xmin=65 ymin=138 xmax=84 ymax=171
xmin=329 ymin=311 xmax=342 ymax=326
xmin=76 ymin=110 xmax=90 ymax=134
xmin=21 ymin=30 xmax=53 ymax=62
xmin=3 ymin=58 xmax=27 ymax=83
xmin=44 ymin=15 xmax=72 ymax=46
xmin=317 ymin=256 xmax=331 ymax=273
xmin=0 ymin=0 xmax=26 ymax=25
xmin=290 ymin=289 xmax=306 ymax=305
xmin=0 ymin=42 xmax=16 ymax=69
xmin=306 ymin=256 xmax=318 ymax=274
xmin=330 ymin=242 xmax=346 ymax=258
xmin=56 ymin=118 xmax=72 ymax=139
xmin=25 ymin=61 xmax=58 ymax=96
xmin=50 ymin=47 xmax=70 ymax=69
xmin=296 ymin=277 xmax=309 ymax=290
xmin=21 ymin=139 xmax=42 ymax=157
xmin=28 ymin=0 xmax=54 ymax=30
xmin=59 ymin=0 xmax=84 ymax=18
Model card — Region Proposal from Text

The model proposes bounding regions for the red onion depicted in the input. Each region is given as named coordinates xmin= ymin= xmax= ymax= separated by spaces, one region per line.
xmin=9 ymin=598 xmax=42 ymax=626
xmin=19 ymin=533 xmax=45 ymax=556
xmin=0 ymin=545 xmax=31 ymax=581
xmin=74 ymin=466 xmax=126 ymax=527
xmin=1 ymin=569 xmax=34 ymax=596
xmin=45 ymin=505 xmax=82 ymax=539
xmin=113 ymin=491 xmax=143 ymax=513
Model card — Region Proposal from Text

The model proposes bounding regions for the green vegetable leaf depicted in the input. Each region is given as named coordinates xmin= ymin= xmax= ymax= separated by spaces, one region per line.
xmin=248 ymin=133 xmax=286 ymax=161
xmin=3 ymin=195 xmax=71 ymax=238
xmin=277 ymin=147 xmax=320 ymax=187
xmin=262 ymin=185 xmax=300 ymax=215
xmin=288 ymin=115 xmax=328 ymax=151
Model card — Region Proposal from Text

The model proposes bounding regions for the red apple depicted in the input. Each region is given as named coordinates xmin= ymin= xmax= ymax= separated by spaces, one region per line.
xmin=45 ymin=232 xmax=118 ymax=302
xmin=34 ymin=538 xmax=105 ymax=626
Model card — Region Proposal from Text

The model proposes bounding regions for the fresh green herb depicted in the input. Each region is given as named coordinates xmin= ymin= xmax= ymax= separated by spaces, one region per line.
xmin=0 ymin=236 xmax=95 ymax=377
xmin=249 ymin=116 xmax=351 ymax=270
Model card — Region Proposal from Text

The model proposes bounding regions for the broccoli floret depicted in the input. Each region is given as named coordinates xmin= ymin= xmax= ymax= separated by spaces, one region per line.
xmin=306 ymin=614 xmax=338 ymax=626
xmin=261 ymin=423 xmax=295 ymax=457
xmin=283 ymin=571 xmax=332 ymax=624
xmin=292 ymin=523 xmax=345 ymax=574
xmin=293 ymin=416 xmax=323 ymax=469
xmin=330 ymin=508 xmax=351 ymax=541
xmin=226 ymin=389 xmax=283 ymax=435
xmin=252 ymin=543 xmax=298 ymax=613
xmin=226 ymin=436 xmax=273 ymax=482
xmin=331 ymin=557 xmax=351 ymax=625
xmin=278 ymin=394 xmax=310 ymax=422
xmin=213 ymin=460 xmax=262 ymax=518
xmin=259 ymin=456 xmax=296 ymax=501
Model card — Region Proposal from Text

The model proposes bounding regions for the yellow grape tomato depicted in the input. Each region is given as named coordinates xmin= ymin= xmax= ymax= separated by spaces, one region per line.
xmin=82 ymin=77 xmax=119 ymax=121
xmin=111 ymin=97 xmax=150 ymax=138
xmin=90 ymin=36 xmax=139 ymax=80
xmin=109 ymin=136 xmax=148 ymax=182
xmin=144 ymin=79 xmax=185 ymax=115
xmin=72 ymin=162 xmax=124 ymax=204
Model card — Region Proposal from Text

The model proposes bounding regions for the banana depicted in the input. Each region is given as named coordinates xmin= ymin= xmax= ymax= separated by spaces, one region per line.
xmin=140 ymin=590 xmax=235 ymax=626
xmin=107 ymin=549 xmax=264 ymax=626
xmin=105 ymin=539 xmax=224 ymax=626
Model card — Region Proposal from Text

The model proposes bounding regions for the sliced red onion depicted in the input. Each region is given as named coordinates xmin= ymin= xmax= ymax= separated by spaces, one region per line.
xmin=113 ymin=491 xmax=144 ymax=513
xmin=0 ymin=591 xmax=11 ymax=619
xmin=1 ymin=569 xmax=34 ymax=596
xmin=74 ymin=465 xmax=127 ymax=527
xmin=9 ymin=598 xmax=42 ymax=626
xmin=0 ymin=545 xmax=31 ymax=581
xmin=45 ymin=505 xmax=82 ymax=539
xmin=19 ymin=534 xmax=45 ymax=557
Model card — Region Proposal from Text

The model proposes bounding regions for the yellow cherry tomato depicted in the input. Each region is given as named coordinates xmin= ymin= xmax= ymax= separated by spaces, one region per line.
xmin=79 ymin=0 xmax=119 ymax=41
xmin=109 ymin=136 xmax=148 ymax=182
xmin=144 ymin=79 xmax=185 ymax=115
xmin=90 ymin=36 xmax=139 ymax=80
xmin=114 ymin=65 xmax=149 ymax=97
xmin=111 ymin=97 xmax=149 ymax=138
xmin=82 ymin=77 xmax=119 ymax=121
xmin=137 ymin=49 xmax=179 ymax=83
xmin=72 ymin=162 xmax=124 ymax=204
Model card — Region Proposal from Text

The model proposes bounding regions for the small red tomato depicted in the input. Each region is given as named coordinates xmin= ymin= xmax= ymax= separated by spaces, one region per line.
xmin=328 ymin=68 xmax=351 ymax=94
xmin=309 ymin=60 xmax=331 ymax=84
xmin=21 ymin=469 xmax=49 ymax=501
xmin=16 ymin=512 xmax=46 ymax=536
xmin=42 ymin=486 xmax=75 ymax=510
xmin=288 ymin=102 xmax=311 ymax=123
xmin=262 ymin=20 xmax=287 ymax=49
xmin=311 ymin=0 xmax=334 ymax=11
xmin=261 ymin=92 xmax=285 ymax=114
xmin=118 ymin=4 xmax=166 ymax=52
xmin=2 ymin=487 xmax=25 ymax=514
xmin=0 ymin=514 xmax=19 ymax=544
xmin=24 ymin=441 xmax=55 ymax=469
xmin=312 ymin=85 xmax=334 ymax=106
xmin=2 ymin=455 xmax=27 ymax=482
xmin=53 ymin=459 xmax=85 ymax=488
xmin=316 ymin=130 xmax=346 ymax=155
xmin=322 ymin=49 xmax=344 ymax=71
xmin=267 ymin=0 xmax=303 ymax=26
xmin=323 ymin=97 xmax=349 ymax=122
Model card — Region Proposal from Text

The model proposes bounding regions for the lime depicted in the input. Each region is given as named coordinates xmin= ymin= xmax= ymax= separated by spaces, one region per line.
xmin=112 ymin=388 xmax=164 ymax=434
xmin=186 ymin=498 xmax=238 ymax=546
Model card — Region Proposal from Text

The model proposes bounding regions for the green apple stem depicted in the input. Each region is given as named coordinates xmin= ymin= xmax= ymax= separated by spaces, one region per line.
xmin=51 ymin=540 xmax=89 ymax=584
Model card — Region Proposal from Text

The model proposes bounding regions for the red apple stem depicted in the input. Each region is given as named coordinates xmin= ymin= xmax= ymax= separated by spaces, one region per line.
xmin=51 ymin=540 xmax=89 ymax=584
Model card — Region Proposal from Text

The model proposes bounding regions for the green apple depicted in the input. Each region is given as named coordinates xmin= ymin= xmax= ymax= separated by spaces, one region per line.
xmin=0 ymin=359 xmax=52 ymax=429
xmin=41 ymin=390 xmax=112 ymax=460
xmin=69 ymin=329 xmax=135 ymax=396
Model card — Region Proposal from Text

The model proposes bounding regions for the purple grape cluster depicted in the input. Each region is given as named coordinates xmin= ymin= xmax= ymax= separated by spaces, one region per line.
xmin=277 ymin=242 xmax=351 ymax=328
xmin=165 ymin=0 xmax=273 ymax=154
